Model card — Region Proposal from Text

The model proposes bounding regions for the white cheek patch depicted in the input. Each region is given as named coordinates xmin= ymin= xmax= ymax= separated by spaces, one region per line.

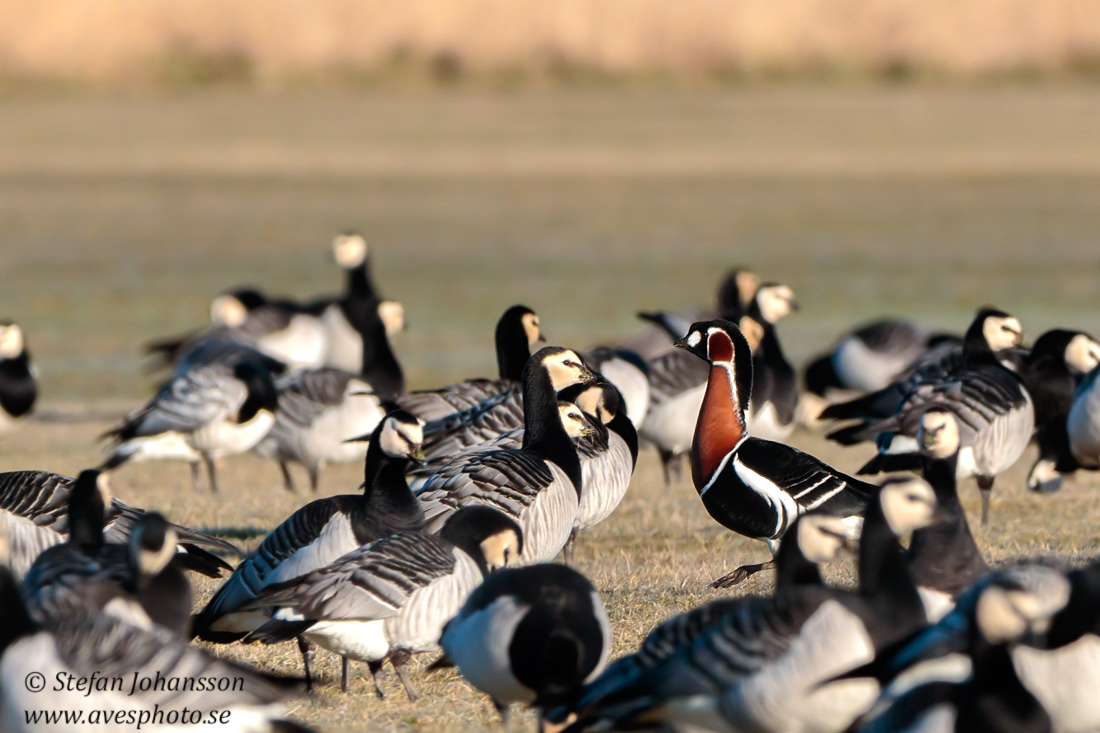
xmin=686 ymin=331 xmax=702 ymax=347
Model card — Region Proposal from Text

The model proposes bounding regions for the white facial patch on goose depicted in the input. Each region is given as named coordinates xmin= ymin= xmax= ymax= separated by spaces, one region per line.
xmin=797 ymin=516 xmax=848 ymax=564
xmin=686 ymin=330 xmax=702 ymax=348
xmin=976 ymin=587 xmax=1035 ymax=644
xmin=379 ymin=418 xmax=422 ymax=457
xmin=378 ymin=301 xmax=405 ymax=337
xmin=522 ymin=313 xmax=541 ymax=346
xmin=880 ymin=479 xmax=938 ymax=536
xmin=983 ymin=316 xmax=1023 ymax=351
xmin=918 ymin=411 xmax=960 ymax=458
xmin=333 ymin=233 xmax=368 ymax=268
xmin=138 ymin=527 xmax=178 ymax=577
xmin=210 ymin=294 xmax=249 ymax=328
xmin=1065 ymin=334 xmax=1100 ymax=374
xmin=574 ymin=386 xmax=605 ymax=419
xmin=96 ymin=472 xmax=113 ymax=508
xmin=479 ymin=529 xmax=521 ymax=571
xmin=739 ymin=316 xmax=765 ymax=351
xmin=0 ymin=325 xmax=24 ymax=358
xmin=757 ymin=285 xmax=796 ymax=324
xmin=558 ymin=404 xmax=589 ymax=438
xmin=544 ymin=350 xmax=589 ymax=390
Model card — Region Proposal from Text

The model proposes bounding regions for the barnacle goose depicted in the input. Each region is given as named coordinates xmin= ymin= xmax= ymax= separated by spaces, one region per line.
xmin=192 ymin=410 xmax=425 ymax=647
xmin=23 ymin=474 xmax=191 ymax=637
xmin=804 ymin=318 xmax=938 ymax=400
xmin=676 ymin=319 xmax=874 ymax=588
xmin=415 ymin=347 xmax=597 ymax=564
xmin=1016 ymin=329 xmax=1100 ymax=493
xmin=581 ymin=346 xmax=650 ymax=427
xmin=1067 ymin=364 xmax=1100 ymax=473
xmin=397 ymin=305 xmax=544 ymax=422
xmin=545 ymin=511 xmax=852 ymax=728
xmin=559 ymin=476 xmax=940 ymax=733
xmin=102 ymin=360 xmax=278 ymax=494
xmin=0 ymin=469 xmax=233 ymax=580
xmin=0 ymin=322 xmax=36 ymax=431
xmin=834 ymin=308 xmax=1033 ymax=527
xmin=639 ymin=282 xmax=795 ymax=483
xmin=908 ymin=411 xmax=988 ymax=622
xmin=439 ymin=563 xmax=611 ymax=725
xmin=0 ymin=555 xmax=309 ymax=733
xmin=254 ymin=367 xmax=387 ymax=493
xmin=242 ymin=506 xmax=523 ymax=699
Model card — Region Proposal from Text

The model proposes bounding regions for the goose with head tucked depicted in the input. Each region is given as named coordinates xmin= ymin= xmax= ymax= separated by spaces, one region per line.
xmin=0 ymin=469 xmax=233 ymax=580
xmin=397 ymin=305 xmax=544 ymax=423
xmin=1067 ymin=364 xmax=1100 ymax=476
xmin=101 ymin=360 xmax=279 ymax=494
xmin=192 ymin=410 xmax=425 ymax=649
xmin=581 ymin=346 xmax=650 ymax=427
xmin=831 ymin=308 xmax=1033 ymax=527
xmin=415 ymin=347 xmax=598 ymax=565
xmin=676 ymin=318 xmax=875 ymax=588
xmin=242 ymin=506 xmax=523 ymax=699
xmin=0 ymin=322 xmax=36 ymax=432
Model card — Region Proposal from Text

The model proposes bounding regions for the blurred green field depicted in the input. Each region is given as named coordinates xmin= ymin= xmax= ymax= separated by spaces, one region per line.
xmin=2 ymin=87 xmax=1100 ymax=731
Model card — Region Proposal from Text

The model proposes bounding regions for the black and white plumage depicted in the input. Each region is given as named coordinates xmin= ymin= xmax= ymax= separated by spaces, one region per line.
xmin=0 ymin=565 xmax=307 ymax=733
xmin=804 ymin=318 xmax=937 ymax=399
xmin=254 ymin=367 xmax=387 ymax=493
xmin=582 ymin=346 xmax=650 ymax=427
xmin=440 ymin=564 xmax=611 ymax=724
xmin=397 ymin=305 xmax=543 ymax=423
xmin=677 ymin=319 xmax=874 ymax=587
xmin=742 ymin=282 xmax=800 ymax=441
xmin=559 ymin=477 xmax=940 ymax=733
xmin=0 ymin=322 xmax=37 ymax=432
xmin=192 ymin=410 xmax=426 ymax=646
xmin=415 ymin=347 xmax=597 ymax=565
xmin=101 ymin=360 xmax=279 ymax=494
xmin=242 ymin=506 xmax=524 ymax=700
xmin=0 ymin=469 xmax=233 ymax=580
xmin=1019 ymin=330 xmax=1100 ymax=493
xmin=1068 ymin=364 xmax=1100 ymax=473
xmin=834 ymin=308 xmax=1034 ymax=527
xmin=907 ymin=411 xmax=989 ymax=622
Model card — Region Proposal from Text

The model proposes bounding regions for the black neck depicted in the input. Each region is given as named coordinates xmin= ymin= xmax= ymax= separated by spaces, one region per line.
xmin=70 ymin=493 xmax=106 ymax=555
xmin=608 ymin=410 xmax=639 ymax=467
xmin=496 ymin=331 xmax=531 ymax=383
xmin=774 ymin=532 xmax=823 ymax=589
xmin=0 ymin=352 xmax=36 ymax=418
xmin=921 ymin=452 xmax=961 ymax=510
xmin=522 ymin=367 xmax=583 ymax=495
xmin=909 ymin=452 xmax=985 ymax=583
xmin=362 ymin=443 xmax=418 ymax=516
xmin=346 ymin=262 xmax=375 ymax=300
xmin=0 ymin=568 xmax=36 ymax=654
xmin=963 ymin=320 xmax=998 ymax=364
xmin=858 ymin=495 xmax=923 ymax=617
xmin=1048 ymin=564 xmax=1100 ymax=647
xmin=964 ymin=641 xmax=1051 ymax=733
xmin=358 ymin=315 xmax=405 ymax=399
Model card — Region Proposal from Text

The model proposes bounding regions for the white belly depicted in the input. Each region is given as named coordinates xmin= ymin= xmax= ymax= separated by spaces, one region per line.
xmin=190 ymin=411 xmax=275 ymax=456
xmin=118 ymin=432 xmax=202 ymax=464
xmin=833 ymin=339 xmax=913 ymax=393
xmin=299 ymin=398 xmax=383 ymax=464
xmin=257 ymin=315 xmax=327 ymax=369
xmin=321 ymin=306 xmax=363 ymax=373
xmin=640 ymin=384 xmax=705 ymax=454
xmin=307 ymin=619 xmax=391 ymax=662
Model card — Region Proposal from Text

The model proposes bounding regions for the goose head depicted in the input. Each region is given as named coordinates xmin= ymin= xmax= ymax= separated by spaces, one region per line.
xmin=972 ymin=308 xmax=1023 ymax=352
xmin=0 ymin=322 xmax=25 ymax=359
xmin=1063 ymin=332 xmax=1100 ymax=374
xmin=130 ymin=512 xmax=178 ymax=579
xmin=558 ymin=402 xmax=594 ymax=440
xmin=377 ymin=410 xmax=426 ymax=462
xmin=441 ymin=506 xmax=525 ymax=573
xmin=878 ymin=476 xmax=940 ymax=538
xmin=918 ymin=409 xmax=961 ymax=459
xmin=717 ymin=267 xmax=760 ymax=313
xmin=377 ymin=300 xmax=405 ymax=337
xmin=796 ymin=514 xmax=853 ymax=565
xmin=233 ymin=362 xmax=279 ymax=422
xmin=333 ymin=232 xmax=369 ymax=269
xmin=533 ymin=347 xmax=598 ymax=392
xmin=753 ymin=283 xmax=799 ymax=324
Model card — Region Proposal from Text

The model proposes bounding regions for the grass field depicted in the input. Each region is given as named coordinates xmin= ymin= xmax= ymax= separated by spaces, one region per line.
xmin=3 ymin=86 xmax=1100 ymax=731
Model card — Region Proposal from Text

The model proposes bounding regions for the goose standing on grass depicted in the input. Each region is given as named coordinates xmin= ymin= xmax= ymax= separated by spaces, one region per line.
xmin=831 ymin=308 xmax=1032 ymax=527
xmin=1019 ymin=330 xmax=1100 ymax=493
xmin=675 ymin=319 xmax=875 ymax=587
xmin=439 ymin=563 xmax=611 ymax=726
xmin=398 ymin=305 xmax=544 ymax=422
xmin=415 ymin=347 xmax=597 ymax=565
xmin=101 ymin=360 xmax=279 ymax=494
xmin=192 ymin=411 xmax=425 ymax=656
xmin=255 ymin=368 xmax=388 ymax=493
xmin=0 ymin=322 xmax=36 ymax=432
xmin=1067 ymin=364 xmax=1100 ymax=475
xmin=0 ymin=469 xmax=234 ymax=579
xmin=0 ymin=555 xmax=309 ymax=733
xmin=242 ymin=506 xmax=523 ymax=700
xmin=559 ymin=476 xmax=940 ymax=733
xmin=908 ymin=411 xmax=989 ymax=622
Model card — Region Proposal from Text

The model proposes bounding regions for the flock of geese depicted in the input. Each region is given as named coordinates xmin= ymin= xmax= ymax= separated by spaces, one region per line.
xmin=1 ymin=233 xmax=1100 ymax=731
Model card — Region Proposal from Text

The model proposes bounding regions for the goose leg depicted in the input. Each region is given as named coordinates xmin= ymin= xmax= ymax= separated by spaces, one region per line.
xmin=297 ymin=636 xmax=315 ymax=693
xmin=711 ymin=560 xmax=776 ymax=589
xmin=341 ymin=656 xmax=350 ymax=693
xmin=366 ymin=660 xmax=385 ymax=699
xmin=390 ymin=649 xmax=420 ymax=702
xmin=563 ymin=528 xmax=578 ymax=566
xmin=657 ymin=449 xmax=677 ymax=485
xmin=203 ymin=453 xmax=219 ymax=494
xmin=278 ymin=461 xmax=296 ymax=493
xmin=308 ymin=464 xmax=320 ymax=494
xmin=977 ymin=475 xmax=994 ymax=527
xmin=493 ymin=700 xmax=510 ymax=728
xmin=189 ymin=461 xmax=203 ymax=492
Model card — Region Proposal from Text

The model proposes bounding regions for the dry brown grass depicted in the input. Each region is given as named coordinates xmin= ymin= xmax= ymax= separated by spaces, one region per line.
xmin=5 ymin=0 xmax=1100 ymax=86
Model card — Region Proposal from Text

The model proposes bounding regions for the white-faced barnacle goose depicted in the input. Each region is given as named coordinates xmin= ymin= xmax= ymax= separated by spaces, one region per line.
xmin=415 ymin=347 xmax=597 ymax=565
xmin=559 ymin=476 xmax=940 ymax=733
xmin=743 ymin=282 xmax=800 ymax=440
xmin=582 ymin=347 xmax=650 ymax=427
xmin=0 ymin=558 xmax=309 ymax=733
xmin=242 ymin=506 xmax=523 ymax=699
xmin=556 ymin=380 xmax=638 ymax=565
xmin=0 ymin=322 xmax=36 ymax=432
xmin=834 ymin=308 xmax=1033 ymax=527
xmin=23 ymin=475 xmax=192 ymax=637
xmin=1067 ymin=364 xmax=1100 ymax=476
xmin=192 ymin=410 xmax=425 ymax=648
xmin=545 ymin=511 xmax=852 ymax=729
xmin=675 ymin=319 xmax=875 ymax=588
xmin=101 ymin=360 xmax=279 ymax=494
xmin=907 ymin=411 xmax=988 ymax=622
xmin=254 ymin=367 xmax=388 ymax=493
xmin=1018 ymin=330 xmax=1100 ymax=493
xmin=438 ymin=563 xmax=611 ymax=725
xmin=397 ymin=305 xmax=544 ymax=422
xmin=0 ymin=469 xmax=233 ymax=580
